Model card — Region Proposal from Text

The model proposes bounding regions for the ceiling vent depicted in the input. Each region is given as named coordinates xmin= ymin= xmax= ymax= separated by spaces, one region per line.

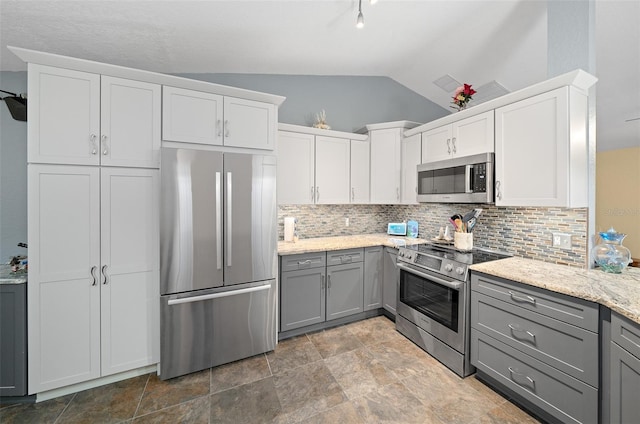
xmin=472 ymin=80 xmax=510 ymax=104
xmin=433 ymin=74 xmax=462 ymax=93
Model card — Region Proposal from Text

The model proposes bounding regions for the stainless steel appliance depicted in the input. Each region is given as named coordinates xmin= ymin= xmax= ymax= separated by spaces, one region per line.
xmin=396 ymin=243 xmax=508 ymax=377
xmin=160 ymin=147 xmax=277 ymax=380
xmin=417 ymin=153 xmax=494 ymax=203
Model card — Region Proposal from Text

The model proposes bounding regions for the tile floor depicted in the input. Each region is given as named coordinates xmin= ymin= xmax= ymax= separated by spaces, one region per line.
xmin=0 ymin=316 xmax=541 ymax=423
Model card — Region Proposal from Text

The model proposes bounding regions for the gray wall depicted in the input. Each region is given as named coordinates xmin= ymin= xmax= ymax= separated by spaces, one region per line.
xmin=0 ymin=70 xmax=445 ymax=261
xmin=177 ymin=74 xmax=448 ymax=132
xmin=0 ymin=71 xmax=28 ymax=261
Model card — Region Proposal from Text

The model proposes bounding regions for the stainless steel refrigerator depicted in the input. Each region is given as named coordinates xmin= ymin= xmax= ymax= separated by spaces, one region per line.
xmin=159 ymin=147 xmax=277 ymax=380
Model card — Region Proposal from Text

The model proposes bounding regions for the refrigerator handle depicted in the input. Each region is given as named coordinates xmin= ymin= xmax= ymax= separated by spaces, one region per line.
xmin=167 ymin=284 xmax=270 ymax=305
xmin=226 ymin=171 xmax=232 ymax=268
xmin=216 ymin=171 xmax=222 ymax=270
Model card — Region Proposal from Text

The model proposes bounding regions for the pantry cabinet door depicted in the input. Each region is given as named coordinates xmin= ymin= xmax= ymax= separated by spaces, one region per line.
xmin=101 ymin=77 xmax=161 ymax=168
xmin=370 ymin=129 xmax=402 ymax=204
xmin=100 ymin=168 xmax=159 ymax=376
xmin=28 ymin=64 xmax=100 ymax=166
xmin=162 ymin=86 xmax=223 ymax=145
xmin=315 ymin=136 xmax=350 ymax=204
xmin=28 ymin=165 xmax=101 ymax=393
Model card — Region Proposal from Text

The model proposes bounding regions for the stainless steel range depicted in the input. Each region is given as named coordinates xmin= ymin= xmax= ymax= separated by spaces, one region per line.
xmin=396 ymin=243 xmax=509 ymax=377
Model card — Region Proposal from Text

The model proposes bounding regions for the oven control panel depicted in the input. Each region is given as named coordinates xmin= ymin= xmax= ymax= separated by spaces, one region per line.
xmin=398 ymin=247 xmax=469 ymax=281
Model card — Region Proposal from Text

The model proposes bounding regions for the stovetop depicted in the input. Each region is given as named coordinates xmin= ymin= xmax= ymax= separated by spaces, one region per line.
xmin=405 ymin=243 xmax=510 ymax=265
xmin=397 ymin=243 xmax=510 ymax=281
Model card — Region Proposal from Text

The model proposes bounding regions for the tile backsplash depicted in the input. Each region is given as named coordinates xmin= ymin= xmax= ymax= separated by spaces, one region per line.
xmin=278 ymin=204 xmax=588 ymax=267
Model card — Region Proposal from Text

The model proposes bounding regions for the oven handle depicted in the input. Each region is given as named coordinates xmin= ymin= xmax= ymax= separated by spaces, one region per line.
xmin=397 ymin=262 xmax=464 ymax=291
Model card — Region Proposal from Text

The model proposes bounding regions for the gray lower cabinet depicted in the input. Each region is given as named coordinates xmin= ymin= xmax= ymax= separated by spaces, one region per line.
xmin=470 ymin=272 xmax=599 ymax=424
xmin=609 ymin=312 xmax=640 ymax=424
xmin=280 ymin=252 xmax=326 ymax=332
xmin=280 ymin=249 xmax=365 ymax=333
xmin=0 ymin=283 xmax=27 ymax=396
xmin=363 ymin=246 xmax=383 ymax=311
xmin=382 ymin=247 xmax=398 ymax=315
xmin=326 ymin=261 xmax=364 ymax=320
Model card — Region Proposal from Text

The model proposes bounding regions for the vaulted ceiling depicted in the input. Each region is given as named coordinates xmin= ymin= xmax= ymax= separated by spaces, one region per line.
xmin=1 ymin=0 xmax=638 ymax=151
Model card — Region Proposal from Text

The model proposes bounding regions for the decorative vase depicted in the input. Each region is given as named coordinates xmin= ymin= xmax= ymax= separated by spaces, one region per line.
xmin=592 ymin=228 xmax=631 ymax=273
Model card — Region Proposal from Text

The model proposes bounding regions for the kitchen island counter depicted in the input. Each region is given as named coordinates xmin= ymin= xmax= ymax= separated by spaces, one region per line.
xmin=278 ymin=233 xmax=427 ymax=255
xmin=470 ymin=256 xmax=640 ymax=325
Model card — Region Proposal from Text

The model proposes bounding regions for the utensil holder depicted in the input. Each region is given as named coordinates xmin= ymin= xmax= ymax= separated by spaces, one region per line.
xmin=454 ymin=232 xmax=473 ymax=252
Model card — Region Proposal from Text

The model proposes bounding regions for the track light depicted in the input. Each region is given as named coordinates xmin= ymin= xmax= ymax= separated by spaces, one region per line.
xmin=356 ymin=0 xmax=364 ymax=28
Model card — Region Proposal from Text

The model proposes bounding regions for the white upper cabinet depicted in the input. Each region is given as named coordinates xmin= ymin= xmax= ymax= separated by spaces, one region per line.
xmin=401 ymin=133 xmax=421 ymax=204
xmin=315 ymin=136 xmax=350 ymax=204
xmin=162 ymin=86 xmax=223 ymax=146
xmin=370 ymin=128 xmax=402 ymax=204
xmin=495 ymin=87 xmax=587 ymax=207
xmin=162 ymin=87 xmax=276 ymax=150
xmin=28 ymin=64 xmax=100 ymax=166
xmin=28 ymin=65 xmax=161 ymax=168
xmin=101 ymin=76 xmax=161 ymax=168
xmin=277 ymin=131 xmax=315 ymax=204
xmin=422 ymin=111 xmax=494 ymax=163
xmin=223 ymin=97 xmax=276 ymax=150
xmin=350 ymin=139 xmax=370 ymax=204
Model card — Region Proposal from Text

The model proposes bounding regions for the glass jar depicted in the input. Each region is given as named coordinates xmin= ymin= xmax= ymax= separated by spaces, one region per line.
xmin=592 ymin=228 xmax=631 ymax=273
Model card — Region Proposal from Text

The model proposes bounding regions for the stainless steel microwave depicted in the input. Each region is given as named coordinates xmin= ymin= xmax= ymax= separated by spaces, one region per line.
xmin=417 ymin=153 xmax=494 ymax=203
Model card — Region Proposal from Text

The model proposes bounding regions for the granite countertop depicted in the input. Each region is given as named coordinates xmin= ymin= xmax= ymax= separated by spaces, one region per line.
xmin=278 ymin=233 xmax=428 ymax=255
xmin=471 ymin=257 xmax=640 ymax=325
xmin=0 ymin=264 xmax=28 ymax=284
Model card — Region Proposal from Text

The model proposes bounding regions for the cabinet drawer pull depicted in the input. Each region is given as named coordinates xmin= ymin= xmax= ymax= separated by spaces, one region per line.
xmin=216 ymin=119 xmax=222 ymax=137
xmin=451 ymin=137 xmax=457 ymax=153
xmin=341 ymin=255 xmax=353 ymax=263
xmin=89 ymin=134 xmax=98 ymax=155
xmin=508 ymin=291 xmax=536 ymax=305
xmin=327 ymin=275 xmax=331 ymax=295
xmin=101 ymin=134 xmax=109 ymax=155
xmin=321 ymin=275 xmax=325 ymax=291
xmin=316 ymin=186 xmax=320 ymax=202
xmin=352 ymin=187 xmax=355 ymax=201
xmin=508 ymin=324 xmax=536 ymax=342
xmin=446 ymin=138 xmax=451 ymax=154
xmin=297 ymin=259 xmax=311 ymax=266
xmin=508 ymin=366 xmax=535 ymax=389
xmin=495 ymin=180 xmax=502 ymax=200
xmin=224 ymin=120 xmax=230 ymax=137
xmin=311 ymin=186 xmax=315 ymax=202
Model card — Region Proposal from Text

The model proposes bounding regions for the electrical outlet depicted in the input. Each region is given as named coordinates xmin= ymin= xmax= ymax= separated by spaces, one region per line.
xmin=552 ymin=233 xmax=572 ymax=250
xmin=345 ymin=218 xmax=350 ymax=227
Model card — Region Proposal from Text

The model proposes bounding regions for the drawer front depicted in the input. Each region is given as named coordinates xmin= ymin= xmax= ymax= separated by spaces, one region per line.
xmin=471 ymin=272 xmax=599 ymax=332
xmin=327 ymin=248 xmax=364 ymax=266
xmin=280 ymin=252 xmax=326 ymax=272
xmin=611 ymin=312 xmax=640 ymax=358
xmin=472 ymin=291 xmax=598 ymax=387
xmin=471 ymin=330 xmax=598 ymax=424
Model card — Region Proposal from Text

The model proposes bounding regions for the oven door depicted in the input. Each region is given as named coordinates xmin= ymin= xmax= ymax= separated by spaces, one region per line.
xmin=396 ymin=262 xmax=467 ymax=353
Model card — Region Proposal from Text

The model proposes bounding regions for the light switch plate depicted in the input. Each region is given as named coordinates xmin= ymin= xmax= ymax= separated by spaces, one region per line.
xmin=552 ymin=233 xmax=572 ymax=250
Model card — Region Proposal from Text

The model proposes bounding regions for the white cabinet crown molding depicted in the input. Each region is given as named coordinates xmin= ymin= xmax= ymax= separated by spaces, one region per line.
xmin=278 ymin=123 xmax=368 ymax=141
xmin=357 ymin=120 xmax=423 ymax=133
xmin=8 ymin=46 xmax=285 ymax=106
xmin=405 ymin=69 xmax=597 ymax=137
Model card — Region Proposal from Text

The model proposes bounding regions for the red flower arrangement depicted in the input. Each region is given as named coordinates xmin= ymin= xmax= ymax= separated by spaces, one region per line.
xmin=451 ymin=84 xmax=477 ymax=111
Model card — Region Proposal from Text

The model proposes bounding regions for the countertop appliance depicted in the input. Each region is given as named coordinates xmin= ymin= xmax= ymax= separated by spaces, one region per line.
xmin=160 ymin=147 xmax=277 ymax=380
xmin=387 ymin=222 xmax=407 ymax=236
xmin=395 ymin=242 xmax=508 ymax=377
xmin=417 ymin=153 xmax=494 ymax=204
